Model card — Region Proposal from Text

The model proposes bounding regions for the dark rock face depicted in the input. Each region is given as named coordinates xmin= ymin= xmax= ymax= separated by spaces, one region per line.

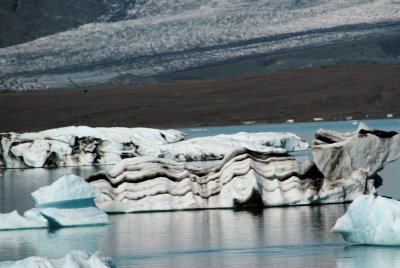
xmin=0 ymin=0 xmax=107 ymax=47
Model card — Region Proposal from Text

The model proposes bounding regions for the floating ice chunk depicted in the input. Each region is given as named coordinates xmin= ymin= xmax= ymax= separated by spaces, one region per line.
xmin=332 ymin=195 xmax=400 ymax=245
xmin=40 ymin=207 xmax=110 ymax=227
xmin=0 ymin=250 xmax=112 ymax=268
xmin=0 ymin=175 xmax=109 ymax=231
xmin=32 ymin=174 xmax=100 ymax=206
xmin=0 ymin=210 xmax=48 ymax=231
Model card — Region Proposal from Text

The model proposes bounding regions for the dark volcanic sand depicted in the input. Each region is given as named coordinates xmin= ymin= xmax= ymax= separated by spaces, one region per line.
xmin=1 ymin=64 xmax=400 ymax=132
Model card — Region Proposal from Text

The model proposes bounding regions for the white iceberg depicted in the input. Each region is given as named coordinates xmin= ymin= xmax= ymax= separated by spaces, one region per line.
xmin=0 ymin=250 xmax=112 ymax=268
xmin=0 ymin=126 xmax=308 ymax=168
xmin=312 ymin=123 xmax=399 ymax=203
xmin=0 ymin=210 xmax=48 ymax=231
xmin=332 ymin=195 xmax=400 ymax=245
xmin=0 ymin=126 xmax=185 ymax=168
xmin=32 ymin=174 xmax=100 ymax=206
xmin=0 ymin=175 xmax=109 ymax=231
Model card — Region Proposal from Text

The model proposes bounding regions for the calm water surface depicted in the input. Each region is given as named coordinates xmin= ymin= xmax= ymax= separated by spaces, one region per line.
xmin=1 ymin=119 xmax=400 ymax=267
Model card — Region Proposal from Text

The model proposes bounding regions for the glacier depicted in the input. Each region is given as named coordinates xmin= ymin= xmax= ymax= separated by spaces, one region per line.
xmin=0 ymin=175 xmax=109 ymax=230
xmin=0 ymin=250 xmax=113 ymax=268
xmin=1 ymin=0 xmax=399 ymax=90
xmin=332 ymin=195 xmax=400 ymax=245
xmin=86 ymin=123 xmax=400 ymax=212
xmin=0 ymin=126 xmax=308 ymax=168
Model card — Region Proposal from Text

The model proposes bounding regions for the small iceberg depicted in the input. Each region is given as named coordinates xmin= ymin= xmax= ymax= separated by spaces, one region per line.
xmin=0 ymin=174 xmax=109 ymax=231
xmin=332 ymin=195 xmax=400 ymax=245
xmin=0 ymin=210 xmax=48 ymax=230
xmin=32 ymin=174 xmax=100 ymax=205
xmin=0 ymin=250 xmax=113 ymax=268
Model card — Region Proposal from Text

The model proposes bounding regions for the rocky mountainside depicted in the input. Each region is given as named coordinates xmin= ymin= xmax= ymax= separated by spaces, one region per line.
xmin=0 ymin=0 xmax=139 ymax=48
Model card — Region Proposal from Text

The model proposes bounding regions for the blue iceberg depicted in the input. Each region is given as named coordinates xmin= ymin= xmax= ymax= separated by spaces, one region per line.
xmin=332 ymin=195 xmax=400 ymax=245
xmin=32 ymin=174 xmax=100 ymax=206
xmin=0 ymin=175 xmax=109 ymax=231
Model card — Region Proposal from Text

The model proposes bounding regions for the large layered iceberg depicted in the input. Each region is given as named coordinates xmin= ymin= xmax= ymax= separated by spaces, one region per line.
xmin=0 ymin=250 xmax=113 ymax=268
xmin=0 ymin=126 xmax=308 ymax=168
xmin=87 ymin=148 xmax=323 ymax=212
xmin=332 ymin=195 xmax=400 ymax=245
xmin=86 ymin=123 xmax=399 ymax=212
xmin=0 ymin=175 xmax=109 ymax=230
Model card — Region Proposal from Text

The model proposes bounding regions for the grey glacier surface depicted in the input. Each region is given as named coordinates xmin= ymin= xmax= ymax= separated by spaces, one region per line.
xmin=1 ymin=0 xmax=399 ymax=90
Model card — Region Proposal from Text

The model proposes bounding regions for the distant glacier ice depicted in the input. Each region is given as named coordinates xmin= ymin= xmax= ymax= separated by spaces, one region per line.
xmin=1 ymin=0 xmax=399 ymax=90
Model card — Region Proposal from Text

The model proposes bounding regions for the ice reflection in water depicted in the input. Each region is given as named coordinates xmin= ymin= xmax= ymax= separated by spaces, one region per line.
xmin=97 ymin=206 xmax=347 ymax=267
xmin=0 ymin=226 xmax=107 ymax=262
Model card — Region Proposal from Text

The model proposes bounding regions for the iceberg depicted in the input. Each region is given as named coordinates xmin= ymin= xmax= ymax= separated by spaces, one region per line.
xmin=0 ymin=126 xmax=185 ymax=168
xmin=32 ymin=174 xmax=100 ymax=206
xmin=87 ymin=148 xmax=328 ymax=213
xmin=86 ymin=123 xmax=399 ymax=212
xmin=0 ymin=126 xmax=308 ymax=168
xmin=312 ymin=123 xmax=400 ymax=203
xmin=332 ymin=195 xmax=400 ymax=245
xmin=0 ymin=250 xmax=113 ymax=268
xmin=0 ymin=210 xmax=48 ymax=230
xmin=0 ymin=175 xmax=109 ymax=231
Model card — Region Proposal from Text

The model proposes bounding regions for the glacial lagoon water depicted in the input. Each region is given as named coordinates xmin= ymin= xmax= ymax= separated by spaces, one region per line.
xmin=2 ymin=119 xmax=400 ymax=267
